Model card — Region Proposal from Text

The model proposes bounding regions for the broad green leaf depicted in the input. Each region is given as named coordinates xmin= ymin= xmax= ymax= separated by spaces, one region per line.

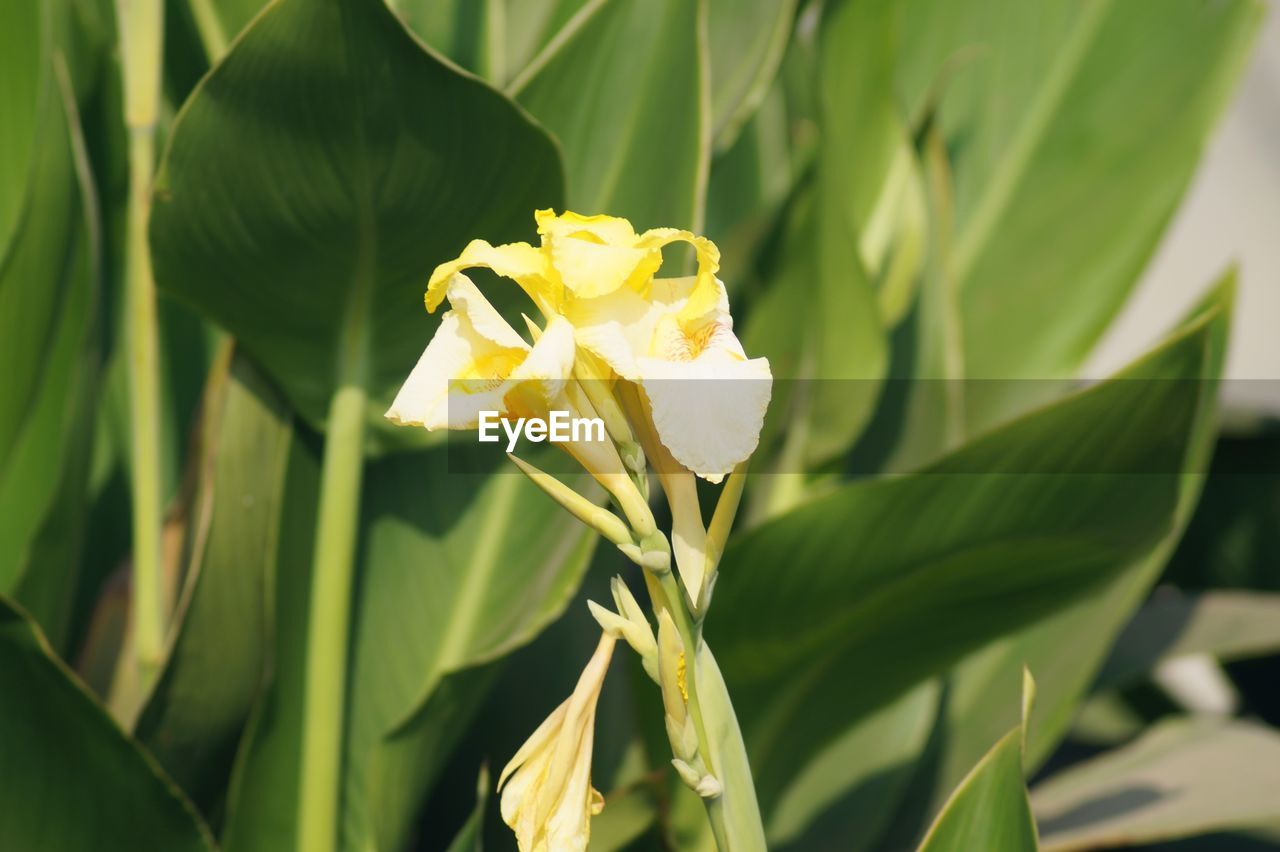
xmin=0 ymin=0 xmax=43 ymax=253
xmin=0 ymin=597 xmax=215 ymax=851
xmin=768 ymin=680 xmax=938 ymax=851
xmin=513 ymin=0 xmax=707 ymax=230
xmin=1032 ymin=719 xmax=1280 ymax=851
xmin=223 ymin=447 xmax=596 ymax=852
xmin=707 ymin=0 xmax=795 ymax=149
xmin=0 ymin=9 xmax=99 ymax=594
xmin=133 ymin=350 xmax=294 ymax=807
xmin=910 ymin=276 xmax=1232 ymax=817
xmin=917 ymin=672 xmax=1037 ymax=852
xmin=1096 ymin=590 xmax=1280 ymax=690
xmin=709 ymin=309 xmax=1218 ymax=830
xmin=705 ymin=81 xmax=798 ymax=288
xmin=898 ymin=0 xmax=1261 ymax=431
xmin=150 ymin=0 xmax=564 ymax=431
xmin=393 ymin=0 xmax=588 ymax=88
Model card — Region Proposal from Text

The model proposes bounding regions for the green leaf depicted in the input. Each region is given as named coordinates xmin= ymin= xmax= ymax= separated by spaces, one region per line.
xmin=513 ymin=0 xmax=707 ymax=230
xmin=394 ymin=0 xmax=588 ymax=88
xmin=917 ymin=671 xmax=1037 ymax=852
xmin=907 ymin=275 xmax=1232 ymax=819
xmin=768 ymin=680 xmax=939 ymax=850
xmin=0 ymin=7 xmax=99 ymax=594
xmin=707 ymin=0 xmax=795 ymax=149
xmin=898 ymin=0 xmax=1262 ymax=431
xmin=709 ymin=307 xmax=1219 ymax=833
xmin=223 ymin=448 xmax=596 ymax=852
xmin=150 ymin=0 xmax=564 ymax=432
xmin=1096 ymin=590 xmax=1280 ymax=691
xmin=1032 ymin=719 xmax=1280 ymax=851
xmin=0 ymin=597 xmax=215 ymax=851
xmin=133 ymin=349 xmax=294 ymax=807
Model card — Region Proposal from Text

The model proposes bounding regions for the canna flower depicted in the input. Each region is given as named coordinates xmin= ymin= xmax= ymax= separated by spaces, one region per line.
xmin=420 ymin=210 xmax=772 ymax=483
xmin=498 ymin=633 xmax=616 ymax=852
xmin=386 ymin=274 xmax=575 ymax=429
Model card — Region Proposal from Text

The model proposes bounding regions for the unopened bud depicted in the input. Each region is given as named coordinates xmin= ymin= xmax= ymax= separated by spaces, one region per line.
xmin=695 ymin=774 xmax=723 ymax=799
xmin=665 ymin=714 xmax=698 ymax=762
xmin=657 ymin=610 xmax=686 ymax=727
xmin=672 ymin=758 xmax=703 ymax=791
xmin=587 ymin=599 xmax=657 ymax=679
xmin=639 ymin=531 xmax=671 ymax=575
xmin=507 ymin=453 xmax=632 ymax=548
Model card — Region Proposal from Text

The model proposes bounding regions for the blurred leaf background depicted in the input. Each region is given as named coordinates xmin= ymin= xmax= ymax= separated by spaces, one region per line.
xmin=1 ymin=0 xmax=1277 ymax=850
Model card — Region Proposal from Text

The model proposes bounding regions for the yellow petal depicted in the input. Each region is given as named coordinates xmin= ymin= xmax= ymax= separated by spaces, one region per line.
xmin=425 ymin=239 xmax=556 ymax=313
xmin=563 ymin=286 xmax=657 ymax=380
xmin=636 ymin=228 xmax=722 ymax=320
xmin=535 ymin=208 xmax=638 ymax=245
xmin=536 ymin=209 xmax=661 ymax=298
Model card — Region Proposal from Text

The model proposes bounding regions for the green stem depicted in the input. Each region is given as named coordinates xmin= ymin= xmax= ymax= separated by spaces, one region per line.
xmin=187 ymin=0 xmax=229 ymax=63
xmin=655 ymin=571 xmax=736 ymax=849
xmin=116 ymin=0 xmax=165 ymax=690
xmin=296 ymin=384 xmax=367 ymax=852
xmin=125 ymin=128 xmax=164 ymax=687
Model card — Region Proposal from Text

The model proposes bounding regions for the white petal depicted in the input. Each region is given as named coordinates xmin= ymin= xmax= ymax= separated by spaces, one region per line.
xmin=385 ymin=311 xmax=507 ymax=429
xmin=639 ymin=351 xmax=772 ymax=481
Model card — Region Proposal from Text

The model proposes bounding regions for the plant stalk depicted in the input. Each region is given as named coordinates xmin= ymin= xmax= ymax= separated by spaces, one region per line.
xmin=296 ymin=383 xmax=367 ymax=852
xmin=117 ymin=0 xmax=166 ymax=688
xmin=654 ymin=569 xmax=762 ymax=850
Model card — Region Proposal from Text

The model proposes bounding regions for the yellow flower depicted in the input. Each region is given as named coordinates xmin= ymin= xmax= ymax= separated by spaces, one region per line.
xmin=499 ymin=633 xmax=616 ymax=852
xmin=385 ymin=273 xmax=575 ymax=429
xmin=421 ymin=211 xmax=771 ymax=482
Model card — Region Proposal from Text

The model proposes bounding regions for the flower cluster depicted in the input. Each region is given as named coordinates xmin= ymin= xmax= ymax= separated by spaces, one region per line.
xmin=388 ymin=211 xmax=772 ymax=851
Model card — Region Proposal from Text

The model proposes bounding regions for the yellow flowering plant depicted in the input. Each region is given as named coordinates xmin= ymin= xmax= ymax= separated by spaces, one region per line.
xmin=388 ymin=210 xmax=772 ymax=850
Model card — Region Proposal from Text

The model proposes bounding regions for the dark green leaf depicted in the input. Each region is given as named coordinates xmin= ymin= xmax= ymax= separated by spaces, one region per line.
xmin=0 ymin=597 xmax=215 ymax=851
xmin=0 ymin=9 xmax=99 ymax=595
xmin=909 ymin=275 xmax=1232 ymax=818
xmin=710 ymin=308 xmax=1219 ymax=834
xmin=223 ymin=447 xmax=596 ymax=852
xmin=134 ymin=349 xmax=294 ymax=807
xmin=150 ymin=0 xmax=564 ymax=432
